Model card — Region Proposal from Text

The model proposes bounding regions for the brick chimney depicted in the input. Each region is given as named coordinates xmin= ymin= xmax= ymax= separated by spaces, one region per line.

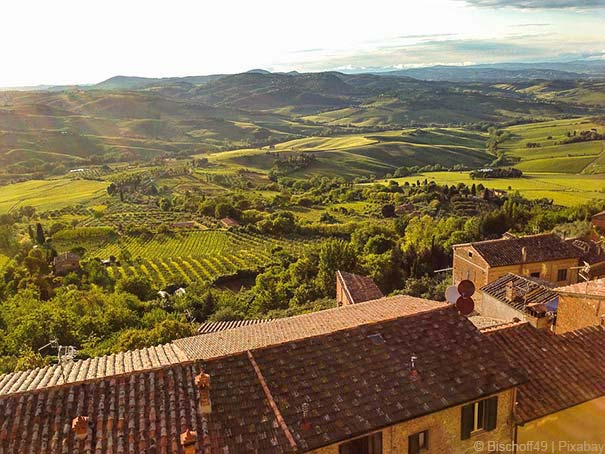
xmin=71 ymin=415 xmax=89 ymax=441
xmin=195 ymin=371 xmax=212 ymax=415
xmin=180 ymin=429 xmax=197 ymax=454
xmin=505 ymin=281 xmax=515 ymax=302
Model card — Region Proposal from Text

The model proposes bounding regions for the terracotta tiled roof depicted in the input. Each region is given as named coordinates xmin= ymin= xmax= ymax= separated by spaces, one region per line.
xmin=469 ymin=233 xmax=580 ymax=267
xmin=0 ymin=362 xmax=205 ymax=454
xmin=197 ymin=319 xmax=271 ymax=334
xmin=206 ymin=305 xmax=524 ymax=452
xmin=555 ymin=277 xmax=605 ymax=298
xmin=337 ymin=270 xmax=384 ymax=304
xmin=175 ymin=295 xmax=445 ymax=360
xmin=592 ymin=210 xmax=605 ymax=220
xmin=220 ymin=217 xmax=240 ymax=227
xmin=480 ymin=273 xmax=559 ymax=317
xmin=566 ymin=238 xmax=605 ymax=266
xmin=0 ymin=343 xmax=188 ymax=397
xmin=0 ymin=304 xmax=523 ymax=454
xmin=486 ymin=323 xmax=605 ymax=423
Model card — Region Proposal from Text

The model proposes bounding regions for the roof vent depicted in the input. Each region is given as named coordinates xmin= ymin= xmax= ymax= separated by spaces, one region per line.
xmin=367 ymin=333 xmax=385 ymax=345
xmin=410 ymin=354 xmax=419 ymax=380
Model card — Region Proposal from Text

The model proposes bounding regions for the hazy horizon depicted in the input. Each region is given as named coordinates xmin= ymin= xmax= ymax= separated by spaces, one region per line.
xmin=2 ymin=0 xmax=604 ymax=87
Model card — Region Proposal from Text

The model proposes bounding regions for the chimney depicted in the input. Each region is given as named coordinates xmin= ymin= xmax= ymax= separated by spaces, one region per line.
xmin=505 ymin=281 xmax=515 ymax=302
xmin=180 ymin=429 xmax=197 ymax=454
xmin=521 ymin=247 xmax=528 ymax=264
xmin=300 ymin=402 xmax=311 ymax=432
xmin=195 ymin=371 xmax=212 ymax=415
xmin=71 ymin=415 xmax=89 ymax=441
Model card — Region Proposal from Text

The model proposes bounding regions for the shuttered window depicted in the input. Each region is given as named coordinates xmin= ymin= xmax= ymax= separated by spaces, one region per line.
xmin=461 ymin=396 xmax=498 ymax=439
xmin=339 ymin=432 xmax=382 ymax=454
xmin=408 ymin=430 xmax=429 ymax=454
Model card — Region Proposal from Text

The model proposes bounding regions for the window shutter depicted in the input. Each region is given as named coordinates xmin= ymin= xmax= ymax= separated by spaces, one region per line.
xmin=485 ymin=396 xmax=498 ymax=431
xmin=461 ymin=404 xmax=474 ymax=440
xmin=408 ymin=434 xmax=419 ymax=454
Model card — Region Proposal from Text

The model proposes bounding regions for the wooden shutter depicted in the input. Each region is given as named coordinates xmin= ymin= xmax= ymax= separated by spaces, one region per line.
xmin=461 ymin=403 xmax=474 ymax=440
xmin=485 ymin=396 xmax=498 ymax=431
xmin=408 ymin=434 xmax=420 ymax=454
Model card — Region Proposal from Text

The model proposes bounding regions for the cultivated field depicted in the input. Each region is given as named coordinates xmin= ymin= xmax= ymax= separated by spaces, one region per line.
xmin=382 ymin=171 xmax=605 ymax=206
xmin=0 ymin=178 xmax=108 ymax=213
xmin=500 ymin=117 xmax=605 ymax=174
xmin=52 ymin=229 xmax=306 ymax=286
xmin=206 ymin=127 xmax=491 ymax=178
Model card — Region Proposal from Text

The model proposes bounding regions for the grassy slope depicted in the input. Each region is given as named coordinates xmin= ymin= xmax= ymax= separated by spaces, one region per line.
xmin=381 ymin=171 xmax=605 ymax=206
xmin=206 ymin=128 xmax=491 ymax=178
xmin=500 ymin=117 xmax=605 ymax=174
xmin=0 ymin=178 xmax=108 ymax=213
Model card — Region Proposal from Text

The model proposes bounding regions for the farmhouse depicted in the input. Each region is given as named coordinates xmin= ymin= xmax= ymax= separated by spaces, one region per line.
xmin=0 ymin=298 xmax=525 ymax=454
xmin=479 ymin=273 xmax=558 ymax=329
xmin=452 ymin=233 xmax=581 ymax=287
xmin=554 ymin=278 xmax=605 ymax=334
xmin=52 ymin=251 xmax=80 ymax=275
xmin=220 ymin=217 xmax=240 ymax=228
xmin=335 ymin=270 xmax=384 ymax=306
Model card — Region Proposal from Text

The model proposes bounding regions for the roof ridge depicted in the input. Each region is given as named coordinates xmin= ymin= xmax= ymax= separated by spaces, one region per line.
xmin=480 ymin=320 xmax=529 ymax=333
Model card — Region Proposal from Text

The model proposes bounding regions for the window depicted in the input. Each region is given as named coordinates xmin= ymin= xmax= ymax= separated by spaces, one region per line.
xmin=557 ymin=269 xmax=568 ymax=282
xmin=468 ymin=251 xmax=473 ymax=257
xmin=461 ymin=396 xmax=498 ymax=440
xmin=530 ymin=272 xmax=540 ymax=278
xmin=339 ymin=432 xmax=382 ymax=454
xmin=409 ymin=430 xmax=429 ymax=454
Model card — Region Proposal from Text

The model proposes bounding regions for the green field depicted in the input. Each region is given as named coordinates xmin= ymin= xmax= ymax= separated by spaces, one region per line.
xmin=206 ymin=127 xmax=491 ymax=178
xmin=501 ymin=117 xmax=605 ymax=174
xmin=0 ymin=179 xmax=108 ymax=213
xmin=381 ymin=171 xmax=605 ymax=207
xmin=52 ymin=229 xmax=307 ymax=287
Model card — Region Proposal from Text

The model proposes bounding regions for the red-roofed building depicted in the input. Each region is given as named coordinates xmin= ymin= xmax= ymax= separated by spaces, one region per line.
xmin=336 ymin=270 xmax=384 ymax=306
xmin=486 ymin=322 xmax=605 ymax=446
xmin=0 ymin=300 xmax=525 ymax=454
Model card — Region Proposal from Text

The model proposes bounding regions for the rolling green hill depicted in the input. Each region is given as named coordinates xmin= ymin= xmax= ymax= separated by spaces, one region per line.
xmin=499 ymin=117 xmax=605 ymax=173
xmin=206 ymin=127 xmax=492 ymax=178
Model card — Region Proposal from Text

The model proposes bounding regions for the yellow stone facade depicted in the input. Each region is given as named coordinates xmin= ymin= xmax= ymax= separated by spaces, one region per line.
xmin=307 ymin=389 xmax=515 ymax=454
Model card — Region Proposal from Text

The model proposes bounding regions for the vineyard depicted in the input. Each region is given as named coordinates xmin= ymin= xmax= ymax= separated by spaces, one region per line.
xmin=53 ymin=229 xmax=306 ymax=287
xmin=81 ymin=202 xmax=217 ymax=229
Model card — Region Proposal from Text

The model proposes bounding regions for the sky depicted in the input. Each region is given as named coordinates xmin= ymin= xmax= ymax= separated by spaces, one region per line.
xmin=1 ymin=0 xmax=604 ymax=86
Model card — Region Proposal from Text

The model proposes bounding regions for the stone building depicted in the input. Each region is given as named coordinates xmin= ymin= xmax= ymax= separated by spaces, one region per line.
xmin=335 ymin=270 xmax=384 ymax=306
xmin=486 ymin=322 xmax=605 ymax=450
xmin=453 ymin=233 xmax=581 ymax=287
xmin=52 ymin=251 xmax=80 ymax=275
xmin=479 ymin=273 xmax=558 ymax=329
xmin=555 ymin=278 xmax=605 ymax=334
xmin=0 ymin=297 xmax=526 ymax=453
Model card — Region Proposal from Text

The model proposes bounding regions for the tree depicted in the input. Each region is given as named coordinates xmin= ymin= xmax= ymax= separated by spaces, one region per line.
xmin=381 ymin=204 xmax=395 ymax=218
xmin=116 ymin=276 xmax=155 ymax=301
xmin=35 ymin=223 xmax=45 ymax=245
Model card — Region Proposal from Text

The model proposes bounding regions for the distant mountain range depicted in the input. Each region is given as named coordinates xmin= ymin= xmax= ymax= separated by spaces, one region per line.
xmin=373 ymin=60 xmax=605 ymax=82
xmin=2 ymin=60 xmax=603 ymax=92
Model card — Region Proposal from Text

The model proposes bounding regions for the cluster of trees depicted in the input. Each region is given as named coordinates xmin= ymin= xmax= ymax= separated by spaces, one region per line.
xmin=561 ymin=129 xmax=604 ymax=144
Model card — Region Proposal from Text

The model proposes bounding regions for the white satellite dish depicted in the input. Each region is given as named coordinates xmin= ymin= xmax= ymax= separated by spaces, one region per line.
xmin=445 ymin=285 xmax=461 ymax=304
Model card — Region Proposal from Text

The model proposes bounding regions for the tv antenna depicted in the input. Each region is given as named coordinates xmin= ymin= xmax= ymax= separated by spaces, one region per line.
xmin=38 ymin=339 xmax=78 ymax=383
